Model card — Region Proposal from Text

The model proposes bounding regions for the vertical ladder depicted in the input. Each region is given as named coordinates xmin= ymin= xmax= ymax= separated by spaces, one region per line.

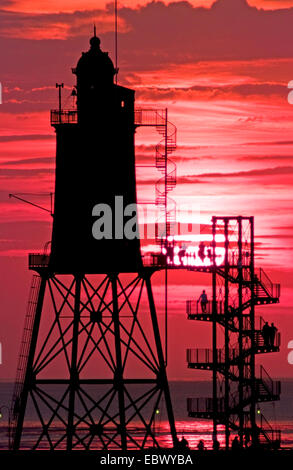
xmin=9 ymin=275 xmax=41 ymax=447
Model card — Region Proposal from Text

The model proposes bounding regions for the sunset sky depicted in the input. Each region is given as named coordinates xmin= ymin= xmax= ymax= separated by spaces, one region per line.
xmin=1 ymin=0 xmax=293 ymax=381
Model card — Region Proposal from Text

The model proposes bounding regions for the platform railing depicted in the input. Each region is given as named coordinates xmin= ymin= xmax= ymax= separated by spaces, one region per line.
xmin=187 ymin=348 xmax=223 ymax=364
xmin=28 ymin=253 xmax=50 ymax=269
xmin=254 ymin=330 xmax=281 ymax=349
xmin=186 ymin=299 xmax=224 ymax=317
xmin=50 ymin=109 xmax=78 ymax=125
xmin=142 ymin=252 xmax=167 ymax=267
xmin=186 ymin=347 xmax=243 ymax=365
xmin=187 ymin=397 xmax=225 ymax=415
xmin=228 ymin=250 xmax=251 ymax=267
xmin=134 ymin=108 xmax=166 ymax=127
xmin=51 ymin=107 xmax=168 ymax=127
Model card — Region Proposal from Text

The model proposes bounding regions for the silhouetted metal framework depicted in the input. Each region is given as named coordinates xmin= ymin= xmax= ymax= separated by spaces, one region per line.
xmin=186 ymin=216 xmax=281 ymax=449
xmin=9 ymin=36 xmax=282 ymax=452
xmin=10 ymin=268 xmax=177 ymax=450
xmin=9 ymin=36 xmax=178 ymax=451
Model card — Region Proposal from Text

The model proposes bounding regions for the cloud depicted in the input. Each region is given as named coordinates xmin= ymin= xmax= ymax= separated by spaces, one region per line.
xmin=135 ymin=82 xmax=287 ymax=102
xmin=1 ymin=156 xmax=54 ymax=166
xmin=244 ymin=140 xmax=293 ymax=146
xmin=237 ymin=155 xmax=293 ymax=161
xmin=192 ymin=165 xmax=293 ymax=178
xmin=139 ymin=165 xmax=293 ymax=188
xmin=0 ymin=168 xmax=54 ymax=178
xmin=115 ymin=0 xmax=293 ymax=71
xmin=0 ymin=220 xmax=52 ymax=253
xmin=138 ymin=175 xmax=208 ymax=185
xmin=0 ymin=7 xmax=123 ymax=40
xmin=0 ymin=0 xmax=292 ymax=114
xmin=257 ymin=233 xmax=293 ymax=239
xmin=0 ymin=134 xmax=54 ymax=142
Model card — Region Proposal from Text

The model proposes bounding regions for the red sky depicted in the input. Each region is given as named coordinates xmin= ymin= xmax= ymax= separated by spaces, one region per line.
xmin=1 ymin=0 xmax=293 ymax=381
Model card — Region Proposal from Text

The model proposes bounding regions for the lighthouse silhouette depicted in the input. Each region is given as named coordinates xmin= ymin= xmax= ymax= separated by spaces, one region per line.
xmin=10 ymin=34 xmax=178 ymax=450
xmin=50 ymin=32 xmax=142 ymax=274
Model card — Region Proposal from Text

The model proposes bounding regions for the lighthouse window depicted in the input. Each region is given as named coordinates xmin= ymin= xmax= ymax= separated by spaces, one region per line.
xmin=121 ymin=100 xmax=125 ymax=108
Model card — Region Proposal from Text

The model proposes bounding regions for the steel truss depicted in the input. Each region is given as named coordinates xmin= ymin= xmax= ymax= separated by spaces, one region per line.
xmin=186 ymin=216 xmax=281 ymax=450
xmin=11 ymin=270 xmax=177 ymax=450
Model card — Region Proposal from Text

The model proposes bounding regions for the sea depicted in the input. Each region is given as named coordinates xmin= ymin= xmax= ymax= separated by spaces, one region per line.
xmin=0 ymin=380 xmax=292 ymax=450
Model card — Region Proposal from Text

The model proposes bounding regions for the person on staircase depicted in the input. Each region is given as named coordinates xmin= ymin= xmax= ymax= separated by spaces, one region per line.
xmin=231 ymin=436 xmax=241 ymax=450
xmin=166 ymin=240 xmax=174 ymax=265
xmin=269 ymin=322 xmax=278 ymax=347
xmin=179 ymin=435 xmax=189 ymax=450
xmin=198 ymin=241 xmax=206 ymax=263
xmin=198 ymin=290 xmax=208 ymax=313
xmin=261 ymin=321 xmax=270 ymax=348
xmin=197 ymin=439 xmax=206 ymax=451
xmin=178 ymin=244 xmax=187 ymax=265
xmin=213 ymin=439 xmax=220 ymax=451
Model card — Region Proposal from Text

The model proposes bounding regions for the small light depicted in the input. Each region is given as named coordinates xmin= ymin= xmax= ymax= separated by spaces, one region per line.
xmin=0 ymin=412 xmax=2 ymax=419
xmin=257 ymin=408 xmax=261 ymax=415
xmin=155 ymin=409 xmax=160 ymax=415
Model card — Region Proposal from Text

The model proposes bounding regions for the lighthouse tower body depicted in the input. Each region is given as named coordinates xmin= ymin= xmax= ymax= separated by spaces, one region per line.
xmin=50 ymin=35 xmax=142 ymax=274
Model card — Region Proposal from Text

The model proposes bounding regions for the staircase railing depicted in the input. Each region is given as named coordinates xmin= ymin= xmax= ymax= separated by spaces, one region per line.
xmin=186 ymin=299 xmax=224 ymax=316
xmin=256 ymin=268 xmax=280 ymax=299
xmin=259 ymin=413 xmax=281 ymax=447
xmin=154 ymin=115 xmax=177 ymax=243
xmin=259 ymin=365 xmax=281 ymax=397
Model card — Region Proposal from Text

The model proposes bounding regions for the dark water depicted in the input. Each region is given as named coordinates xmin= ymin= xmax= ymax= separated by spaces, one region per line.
xmin=0 ymin=380 xmax=292 ymax=449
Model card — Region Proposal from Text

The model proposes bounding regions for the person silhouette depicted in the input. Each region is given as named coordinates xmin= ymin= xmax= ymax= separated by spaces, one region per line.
xmin=198 ymin=241 xmax=205 ymax=263
xmin=231 ymin=436 xmax=241 ymax=450
xmin=207 ymin=247 xmax=213 ymax=263
xmin=179 ymin=436 xmax=189 ymax=450
xmin=244 ymin=429 xmax=251 ymax=448
xmin=166 ymin=241 xmax=174 ymax=265
xmin=198 ymin=290 xmax=208 ymax=313
xmin=197 ymin=439 xmax=205 ymax=451
xmin=261 ymin=321 xmax=270 ymax=348
xmin=178 ymin=244 xmax=187 ymax=265
xmin=269 ymin=322 xmax=278 ymax=347
xmin=213 ymin=439 xmax=220 ymax=451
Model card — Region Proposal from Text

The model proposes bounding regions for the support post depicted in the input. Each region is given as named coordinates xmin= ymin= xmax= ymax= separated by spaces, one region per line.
xmin=224 ymin=219 xmax=230 ymax=450
xmin=238 ymin=217 xmax=244 ymax=446
xmin=67 ymin=275 xmax=81 ymax=450
xmin=212 ymin=217 xmax=218 ymax=445
xmin=111 ymin=274 xmax=127 ymax=450
xmin=250 ymin=217 xmax=257 ymax=445
xmin=145 ymin=274 xmax=178 ymax=448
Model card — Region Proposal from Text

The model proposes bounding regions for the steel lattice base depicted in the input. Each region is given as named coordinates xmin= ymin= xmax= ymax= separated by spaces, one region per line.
xmin=11 ymin=271 xmax=177 ymax=450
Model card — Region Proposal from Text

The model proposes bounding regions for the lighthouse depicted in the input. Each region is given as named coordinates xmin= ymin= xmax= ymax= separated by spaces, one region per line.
xmin=10 ymin=35 xmax=178 ymax=451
